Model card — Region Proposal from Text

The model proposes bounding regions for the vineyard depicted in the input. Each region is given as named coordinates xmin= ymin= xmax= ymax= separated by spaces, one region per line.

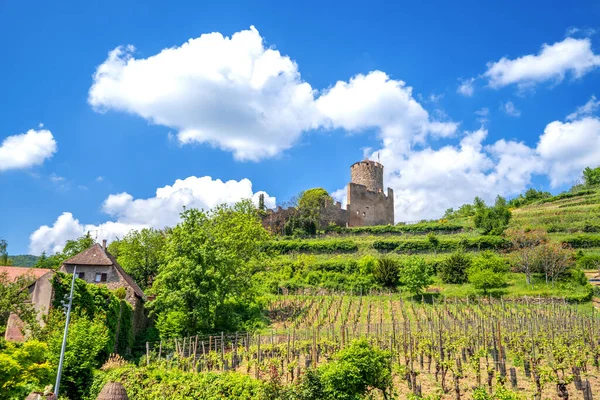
xmin=146 ymin=294 xmax=600 ymax=399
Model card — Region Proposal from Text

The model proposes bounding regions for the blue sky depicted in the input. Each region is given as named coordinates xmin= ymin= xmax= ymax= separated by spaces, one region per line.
xmin=1 ymin=0 xmax=600 ymax=255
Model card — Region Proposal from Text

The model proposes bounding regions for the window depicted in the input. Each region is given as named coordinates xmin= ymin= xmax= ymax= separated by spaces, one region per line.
xmin=94 ymin=273 xmax=108 ymax=283
xmin=77 ymin=272 xmax=85 ymax=279
xmin=362 ymin=212 xmax=366 ymax=217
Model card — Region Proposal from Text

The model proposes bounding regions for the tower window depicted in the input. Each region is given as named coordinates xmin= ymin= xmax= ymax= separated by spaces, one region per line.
xmin=363 ymin=212 xmax=366 ymax=216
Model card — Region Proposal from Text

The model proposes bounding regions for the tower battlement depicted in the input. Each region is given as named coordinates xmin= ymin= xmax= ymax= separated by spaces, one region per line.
xmin=350 ymin=160 xmax=384 ymax=193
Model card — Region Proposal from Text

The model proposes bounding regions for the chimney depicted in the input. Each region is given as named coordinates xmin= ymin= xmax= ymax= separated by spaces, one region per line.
xmin=102 ymin=239 xmax=107 ymax=250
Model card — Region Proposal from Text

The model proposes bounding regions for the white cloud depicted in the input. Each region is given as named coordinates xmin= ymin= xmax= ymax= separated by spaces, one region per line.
xmin=89 ymin=27 xmax=455 ymax=161
xmin=457 ymin=78 xmax=475 ymax=96
xmin=501 ymin=101 xmax=521 ymax=117
xmin=475 ymin=108 xmax=490 ymax=124
xmin=485 ymin=37 xmax=600 ymax=89
xmin=536 ymin=117 xmax=600 ymax=187
xmin=29 ymin=176 xmax=276 ymax=255
xmin=567 ymin=95 xmax=600 ymax=120
xmin=0 ymin=128 xmax=57 ymax=172
xmin=89 ymin=27 xmax=318 ymax=161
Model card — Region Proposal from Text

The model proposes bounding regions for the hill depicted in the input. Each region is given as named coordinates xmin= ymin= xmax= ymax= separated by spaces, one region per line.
xmin=6 ymin=254 xmax=38 ymax=267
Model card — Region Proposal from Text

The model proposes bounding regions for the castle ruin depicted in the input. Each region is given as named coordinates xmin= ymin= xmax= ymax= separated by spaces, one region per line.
xmin=262 ymin=159 xmax=394 ymax=231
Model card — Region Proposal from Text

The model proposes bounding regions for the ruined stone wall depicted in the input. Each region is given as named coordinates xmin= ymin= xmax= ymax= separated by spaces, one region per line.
xmin=347 ymin=184 xmax=394 ymax=226
xmin=350 ymin=160 xmax=384 ymax=193
xmin=319 ymin=201 xmax=348 ymax=228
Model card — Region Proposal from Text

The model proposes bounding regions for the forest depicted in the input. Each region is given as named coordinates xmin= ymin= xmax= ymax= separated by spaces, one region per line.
xmin=2 ymin=166 xmax=600 ymax=399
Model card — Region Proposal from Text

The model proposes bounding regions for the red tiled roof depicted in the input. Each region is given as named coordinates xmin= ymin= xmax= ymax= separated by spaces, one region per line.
xmin=62 ymin=243 xmax=113 ymax=265
xmin=0 ymin=266 xmax=54 ymax=282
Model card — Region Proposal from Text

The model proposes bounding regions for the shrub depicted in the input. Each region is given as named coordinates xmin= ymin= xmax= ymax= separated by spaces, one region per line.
xmin=577 ymin=254 xmax=600 ymax=270
xmin=372 ymin=258 xmax=400 ymax=288
xmin=400 ymin=257 xmax=433 ymax=295
xmin=266 ymin=239 xmax=358 ymax=254
xmin=562 ymin=235 xmax=600 ymax=248
xmin=0 ymin=340 xmax=53 ymax=400
xmin=439 ymin=249 xmax=471 ymax=284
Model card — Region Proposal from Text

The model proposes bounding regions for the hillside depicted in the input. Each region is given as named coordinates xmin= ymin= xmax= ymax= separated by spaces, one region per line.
xmin=255 ymin=186 xmax=600 ymax=298
xmin=6 ymin=254 xmax=38 ymax=267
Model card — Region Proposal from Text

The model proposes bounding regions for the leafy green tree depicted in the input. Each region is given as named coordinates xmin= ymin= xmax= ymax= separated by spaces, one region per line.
xmin=583 ymin=166 xmax=600 ymax=186
xmin=401 ymin=257 xmax=433 ymax=296
xmin=439 ymin=249 xmax=472 ymax=284
xmin=468 ymin=251 xmax=509 ymax=294
xmin=151 ymin=200 xmax=268 ymax=337
xmin=48 ymin=315 xmax=109 ymax=400
xmin=318 ymin=339 xmax=392 ymax=400
xmin=298 ymin=188 xmax=332 ymax=215
xmin=110 ymin=228 xmax=166 ymax=291
xmin=0 ymin=340 xmax=53 ymax=400
xmin=474 ymin=196 xmax=511 ymax=235
xmin=0 ymin=272 xmax=37 ymax=337
xmin=372 ymin=257 xmax=399 ymax=288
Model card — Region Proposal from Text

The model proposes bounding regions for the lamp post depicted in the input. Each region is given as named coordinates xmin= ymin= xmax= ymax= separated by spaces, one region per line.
xmin=54 ymin=265 xmax=77 ymax=397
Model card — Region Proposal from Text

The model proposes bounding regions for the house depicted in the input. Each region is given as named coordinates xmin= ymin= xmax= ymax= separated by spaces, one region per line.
xmin=59 ymin=240 xmax=146 ymax=335
xmin=1 ymin=266 xmax=55 ymax=341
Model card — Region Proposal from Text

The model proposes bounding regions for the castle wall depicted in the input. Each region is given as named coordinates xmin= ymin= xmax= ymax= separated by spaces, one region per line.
xmin=319 ymin=201 xmax=348 ymax=228
xmin=347 ymin=184 xmax=394 ymax=226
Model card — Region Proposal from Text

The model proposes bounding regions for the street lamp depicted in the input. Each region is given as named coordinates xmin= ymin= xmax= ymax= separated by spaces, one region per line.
xmin=54 ymin=265 xmax=77 ymax=397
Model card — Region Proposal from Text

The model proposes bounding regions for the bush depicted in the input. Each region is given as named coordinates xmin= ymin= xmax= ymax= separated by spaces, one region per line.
xmin=318 ymin=339 xmax=392 ymax=400
xmin=562 ymin=235 xmax=600 ymax=248
xmin=372 ymin=236 xmax=510 ymax=253
xmin=400 ymin=257 xmax=433 ymax=295
xmin=266 ymin=239 xmax=358 ymax=254
xmin=577 ymin=254 xmax=600 ymax=270
xmin=439 ymin=250 xmax=472 ymax=284
xmin=0 ymin=340 xmax=53 ymax=400
xmin=372 ymin=258 xmax=400 ymax=288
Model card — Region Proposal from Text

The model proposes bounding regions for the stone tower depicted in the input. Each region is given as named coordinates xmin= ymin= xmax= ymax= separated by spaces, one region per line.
xmin=347 ymin=159 xmax=394 ymax=226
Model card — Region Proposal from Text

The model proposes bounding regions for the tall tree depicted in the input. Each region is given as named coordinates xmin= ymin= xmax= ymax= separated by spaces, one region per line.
xmin=151 ymin=200 xmax=268 ymax=337
xmin=583 ymin=166 xmax=600 ymax=186
xmin=0 ymin=239 xmax=9 ymax=265
xmin=110 ymin=228 xmax=166 ymax=291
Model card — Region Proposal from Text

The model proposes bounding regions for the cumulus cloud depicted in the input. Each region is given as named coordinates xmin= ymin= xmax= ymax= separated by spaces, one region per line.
xmin=537 ymin=117 xmax=600 ymax=187
xmin=0 ymin=128 xmax=57 ymax=172
xmin=501 ymin=101 xmax=521 ymax=117
xmin=29 ymin=176 xmax=275 ymax=255
xmin=567 ymin=95 xmax=600 ymax=120
xmin=457 ymin=78 xmax=475 ymax=96
xmin=89 ymin=27 xmax=455 ymax=161
xmin=484 ymin=37 xmax=600 ymax=89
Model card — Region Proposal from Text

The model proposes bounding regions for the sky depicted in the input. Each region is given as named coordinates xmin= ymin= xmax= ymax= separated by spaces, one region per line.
xmin=1 ymin=0 xmax=600 ymax=255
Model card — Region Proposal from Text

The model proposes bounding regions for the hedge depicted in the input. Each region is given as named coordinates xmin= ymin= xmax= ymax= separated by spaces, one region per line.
xmin=373 ymin=236 xmax=510 ymax=253
xmin=561 ymin=235 xmax=600 ymax=248
xmin=265 ymin=239 xmax=358 ymax=254
xmin=334 ymin=222 xmax=465 ymax=235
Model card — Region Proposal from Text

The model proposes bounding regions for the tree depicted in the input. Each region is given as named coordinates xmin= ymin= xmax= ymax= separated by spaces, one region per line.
xmin=583 ymin=166 xmax=600 ymax=186
xmin=34 ymin=233 xmax=96 ymax=269
xmin=372 ymin=257 xmax=400 ymax=288
xmin=0 ymin=239 xmax=9 ymax=265
xmin=0 ymin=272 xmax=37 ymax=337
xmin=474 ymin=196 xmax=511 ymax=235
xmin=507 ymin=228 xmax=547 ymax=285
xmin=468 ymin=251 xmax=509 ymax=294
xmin=258 ymin=193 xmax=266 ymax=212
xmin=426 ymin=232 xmax=440 ymax=254
xmin=534 ymin=242 xmax=573 ymax=286
xmin=48 ymin=315 xmax=109 ymax=400
xmin=110 ymin=228 xmax=166 ymax=291
xmin=439 ymin=249 xmax=472 ymax=284
xmin=318 ymin=339 xmax=393 ymax=400
xmin=151 ymin=200 xmax=268 ymax=337
xmin=401 ymin=257 xmax=433 ymax=296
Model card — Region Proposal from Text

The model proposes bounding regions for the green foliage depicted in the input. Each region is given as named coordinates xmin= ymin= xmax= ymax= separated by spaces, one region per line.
xmin=507 ymin=188 xmax=552 ymax=208
xmin=317 ymin=339 xmax=392 ymax=400
xmin=474 ymin=196 xmax=511 ymax=235
xmin=373 ymin=236 xmax=510 ymax=253
xmin=151 ymin=200 xmax=268 ymax=337
xmin=298 ymin=188 xmax=332 ymax=213
xmin=342 ymin=222 xmax=464 ymax=235
xmin=0 ymin=239 xmax=8 ymax=265
xmin=444 ymin=203 xmax=475 ymax=219
xmin=48 ymin=315 xmax=109 ymax=400
xmin=87 ymin=364 xmax=268 ymax=400
xmin=439 ymin=249 xmax=472 ymax=284
xmin=561 ymin=234 xmax=600 ymax=248
xmin=472 ymin=385 xmax=524 ymax=399
xmin=0 ymin=340 xmax=53 ymax=400
xmin=400 ymin=256 xmax=433 ymax=295
xmin=51 ymin=273 xmax=132 ymax=358
xmin=110 ymin=228 xmax=166 ymax=291
xmin=266 ymin=239 xmax=358 ymax=254
xmin=583 ymin=166 xmax=600 ymax=187
xmin=0 ymin=271 xmax=37 ymax=337
xmin=372 ymin=257 xmax=399 ymax=287
xmin=468 ymin=252 xmax=508 ymax=294
xmin=577 ymin=253 xmax=600 ymax=270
